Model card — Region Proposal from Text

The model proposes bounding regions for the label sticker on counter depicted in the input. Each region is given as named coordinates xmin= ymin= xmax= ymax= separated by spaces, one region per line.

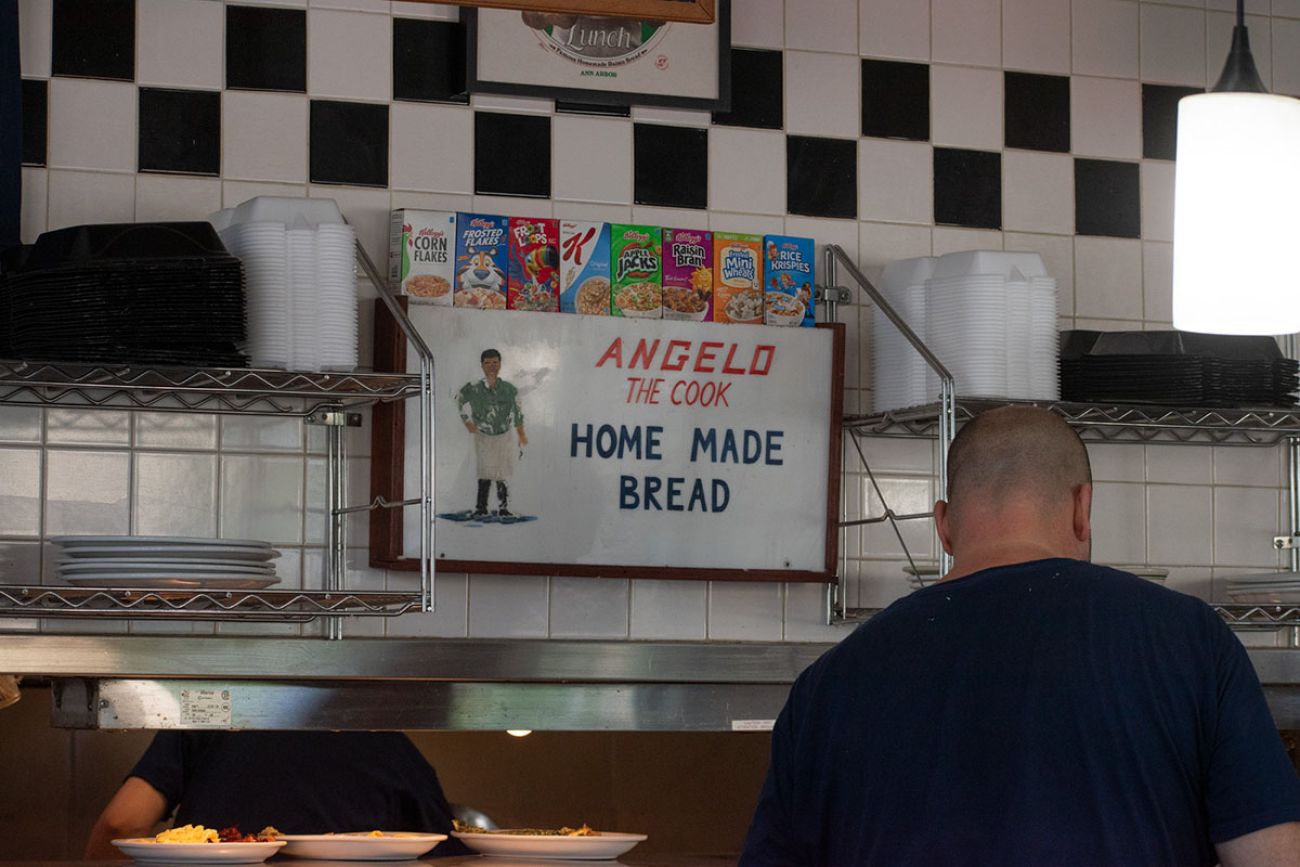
xmin=731 ymin=719 xmax=776 ymax=731
xmin=180 ymin=689 xmax=232 ymax=727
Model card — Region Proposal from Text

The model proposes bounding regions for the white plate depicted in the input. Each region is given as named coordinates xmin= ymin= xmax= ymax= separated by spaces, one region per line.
xmin=278 ymin=832 xmax=446 ymax=860
xmin=53 ymin=535 xmax=272 ymax=548
xmin=59 ymin=559 xmax=275 ymax=575
xmin=60 ymin=545 xmax=279 ymax=561
xmin=62 ymin=575 xmax=280 ymax=590
xmin=112 ymin=839 xmax=286 ymax=864
xmin=451 ymin=831 xmax=647 ymax=861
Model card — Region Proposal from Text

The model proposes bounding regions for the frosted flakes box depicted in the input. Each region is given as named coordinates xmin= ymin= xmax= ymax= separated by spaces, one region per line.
xmin=661 ymin=228 xmax=713 ymax=322
xmin=559 ymin=221 xmax=611 ymax=315
xmin=610 ymin=225 xmax=662 ymax=319
xmin=389 ymin=210 xmax=455 ymax=305
xmin=507 ymin=217 xmax=560 ymax=312
xmin=763 ymin=235 xmax=815 ymax=327
xmin=453 ymin=213 xmax=508 ymax=310
xmin=713 ymin=232 xmax=763 ymax=324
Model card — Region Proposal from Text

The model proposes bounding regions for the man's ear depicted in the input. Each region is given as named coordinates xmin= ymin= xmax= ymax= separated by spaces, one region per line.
xmin=1072 ymin=483 xmax=1093 ymax=543
xmin=934 ymin=500 xmax=955 ymax=556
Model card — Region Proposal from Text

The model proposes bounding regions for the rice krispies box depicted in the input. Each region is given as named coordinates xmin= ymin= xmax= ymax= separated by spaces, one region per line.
xmin=610 ymin=225 xmax=662 ymax=319
xmin=713 ymin=232 xmax=763 ymax=324
xmin=390 ymin=210 xmax=455 ymax=305
xmin=559 ymin=221 xmax=611 ymax=315
xmin=453 ymin=213 xmax=509 ymax=310
xmin=507 ymin=217 xmax=560 ymax=312
xmin=662 ymin=228 xmax=713 ymax=322
xmin=763 ymin=235 xmax=815 ymax=327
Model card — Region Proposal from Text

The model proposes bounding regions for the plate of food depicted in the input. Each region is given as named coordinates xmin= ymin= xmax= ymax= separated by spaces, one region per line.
xmin=451 ymin=822 xmax=647 ymax=861
xmin=113 ymin=825 xmax=284 ymax=864
xmin=277 ymin=831 xmax=447 ymax=860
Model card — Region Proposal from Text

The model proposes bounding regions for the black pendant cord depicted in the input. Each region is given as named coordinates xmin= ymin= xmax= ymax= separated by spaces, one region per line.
xmin=1214 ymin=0 xmax=1267 ymax=93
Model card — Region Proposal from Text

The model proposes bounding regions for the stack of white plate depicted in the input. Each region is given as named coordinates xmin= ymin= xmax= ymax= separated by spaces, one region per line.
xmin=1222 ymin=572 xmax=1300 ymax=604
xmin=53 ymin=535 xmax=280 ymax=590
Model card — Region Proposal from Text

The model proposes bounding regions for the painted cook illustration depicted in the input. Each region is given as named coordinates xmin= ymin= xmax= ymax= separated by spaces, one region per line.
xmin=457 ymin=348 xmax=528 ymax=519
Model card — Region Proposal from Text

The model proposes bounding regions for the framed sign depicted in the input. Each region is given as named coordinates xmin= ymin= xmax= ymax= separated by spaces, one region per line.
xmin=466 ymin=1 xmax=730 ymax=111
xmin=370 ymin=305 xmax=843 ymax=583
xmin=444 ymin=1 xmax=715 ymax=25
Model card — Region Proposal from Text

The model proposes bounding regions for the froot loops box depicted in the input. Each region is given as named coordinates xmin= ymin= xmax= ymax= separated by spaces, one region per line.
xmin=763 ymin=235 xmax=815 ymax=327
xmin=508 ymin=217 xmax=560 ymax=313
xmin=453 ymin=213 xmax=509 ymax=310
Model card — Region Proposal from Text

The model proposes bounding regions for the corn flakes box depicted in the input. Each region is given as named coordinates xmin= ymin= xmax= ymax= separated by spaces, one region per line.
xmin=559 ymin=221 xmax=611 ymax=315
xmin=763 ymin=235 xmax=815 ymax=327
xmin=713 ymin=232 xmax=763 ymax=324
xmin=662 ymin=228 xmax=713 ymax=322
xmin=610 ymin=225 xmax=662 ymax=319
xmin=507 ymin=217 xmax=560 ymax=312
xmin=453 ymin=213 xmax=508 ymax=310
xmin=390 ymin=210 xmax=455 ymax=305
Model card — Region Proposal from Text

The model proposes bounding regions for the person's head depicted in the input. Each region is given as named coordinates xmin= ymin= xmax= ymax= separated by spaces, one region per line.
xmin=480 ymin=348 xmax=501 ymax=378
xmin=934 ymin=406 xmax=1093 ymax=564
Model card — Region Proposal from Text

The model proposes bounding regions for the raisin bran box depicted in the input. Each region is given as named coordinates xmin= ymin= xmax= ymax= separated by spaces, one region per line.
xmin=453 ymin=213 xmax=509 ymax=310
xmin=559 ymin=221 xmax=611 ymax=315
xmin=389 ymin=210 xmax=455 ymax=305
xmin=713 ymin=232 xmax=764 ymax=324
xmin=661 ymin=228 xmax=713 ymax=322
xmin=507 ymin=217 xmax=560 ymax=312
xmin=610 ymin=225 xmax=662 ymax=319
xmin=763 ymin=235 xmax=815 ymax=327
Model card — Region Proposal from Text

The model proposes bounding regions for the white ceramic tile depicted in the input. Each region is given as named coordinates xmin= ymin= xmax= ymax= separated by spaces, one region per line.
xmin=309 ymin=184 xmax=389 ymax=263
xmin=1142 ymin=240 xmax=1173 ymax=322
xmin=862 ymin=476 xmax=935 ymax=558
xmin=135 ymin=175 xmax=222 ymax=223
xmin=18 ymin=0 xmax=51 ymax=77
xmin=856 ymin=560 xmax=915 ymax=609
xmin=628 ymin=579 xmax=707 ymax=639
xmin=1207 ymin=12 xmax=1271 ymax=88
xmin=1207 ymin=0 xmax=1267 ymax=12
xmin=731 ymin=0 xmax=784 ymax=49
xmin=222 ymin=92 xmax=309 ymax=183
xmin=1140 ymin=3 xmax=1206 ymax=85
xmin=20 ymin=167 xmax=46 ymax=243
xmin=931 ymin=0 xmax=1000 ymax=67
xmin=390 ymin=1 xmax=457 ymax=20
xmin=134 ymin=414 xmax=218 ymax=450
xmin=385 ymin=570 xmax=469 ymax=637
xmin=551 ymin=115 xmax=632 ymax=205
xmin=307 ymin=10 xmax=391 ymax=101
xmin=1214 ymin=487 xmax=1283 ymax=566
xmin=1002 ymin=0 xmax=1070 ymax=73
xmin=1071 ymin=77 xmax=1142 ymax=160
xmin=473 ymin=195 xmax=553 ymax=217
xmin=1213 ymin=445 xmax=1283 ymax=488
xmin=1275 ymin=0 xmax=1300 ymax=18
xmin=548 ymin=577 xmax=630 ymax=638
xmin=1004 ymin=231 xmax=1075 ymax=315
xmin=220 ymin=455 xmax=304 ymax=544
xmin=389 ymin=102 xmax=472 ymax=193
xmin=0 ymin=449 xmax=41 ymax=537
xmin=858 ymin=222 xmax=932 ymax=279
xmin=471 ymin=94 xmax=553 ymax=115
xmin=340 ymin=562 xmax=389 ymax=637
xmin=854 ymin=437 xmax=935 ymax=475
xmin=1001 ymin=151 xmax=1074 ymax=235
xmin=1271 ymin=17 xmax=1300 ymax=95
xmin=1074 ymin=236 xmax=1143 ymax=319
xmin=1140 ymin=160 xmax=1175 ymax=242
xmin=1147 ymin=484 xmax=1213 ymax=565
xmin=1073 ymin=0 xmax=1140 ymax=78
xmin=631 ymin=205 xmax=708 ymax=230
xmin=708 ymin=127 xmax=786 ymax=215
xmin=221 ymin=417 xmax=303 ymax=452
xmin=46 ymin=410 xmax=129 ymax=445
xmin=858 ymin=139 xmax=932 ymax=224
xmin=707 ymin=581 xmax=784 ymax=640
xmin=929 ymin=64 xmax=1002 ymax=151
xmin=1161 ymin=565 xmax=1211 ymax=603
xmin=785 ymin=51 xmax=859 ymax=138
xmin=0 ymin=407 xmax=41 ymax=444
xmin=783 ymin=583 xmax=845 ymax=641
xmin=223 ymin=179 xmax=310 ymax=206
xmin=785 ymin=0 xmax=856 ymax=53
xmin=47 ymin=79 xmax=136 ymax=172
xmin=784 ymin=215 xmax=860 ymax=286
xmin=1146 ymin=444 xmax=1213 ymax=483
xmin=467 ymin=573 xmax=549 ymax=637
xmin=133 ymin=453 xmax=218 ymax=537
xmin=45 ymin=450 xmax=130 ymax=535
xmin=310 ymin=0 xmax=389 ymax=11
xmin=137 ymin=0 xmax=223 ymax=89
xmin=0 ymin=541 xmax=42 ymax=586
xmin=1088 ymin=442 xmax=1145 ymax=482
xmin=932 ymin=227 xmax=1002 ymax=256
xmin=859 ymin=0 xmax=928 ymax=60
xmin=46 ymin=169 xmax=135 ymax=230
xmin=390 ymin=190 xmax=474 ymax=213
xmin=1090 ymin=481 xmax=1147 ymax=563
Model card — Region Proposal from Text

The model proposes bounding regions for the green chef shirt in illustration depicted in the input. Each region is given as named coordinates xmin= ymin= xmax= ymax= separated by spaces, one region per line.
xmin=456 ymin=378 xmax=524 ymax=435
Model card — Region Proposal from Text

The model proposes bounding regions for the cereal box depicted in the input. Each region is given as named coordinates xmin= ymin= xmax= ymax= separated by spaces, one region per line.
xmin=507 ymin=217 xmax=560 ymax=312
xmin=662 ymin=228 xmax=713 ymax=322
xmin=713 ymin=232 xmax=764 ymax=324
xmin=610 ymin=225 xmax=662 ymax=319
xmin=389 ymin=210 xmax=455 ymax=305
xmin=763 ymin=235 xmax=815 ymax=327
xmin=453 ymin=213 xmax=509 ymax=310
xmin=559 ymin=221 xmax=611 ymax=315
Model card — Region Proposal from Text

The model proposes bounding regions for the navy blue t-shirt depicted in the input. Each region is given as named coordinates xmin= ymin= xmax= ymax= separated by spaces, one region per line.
xmin=740 ymin=559 xmax=1300 ymax=866
xmin=129 ymin=730 xmax=470 ymax=856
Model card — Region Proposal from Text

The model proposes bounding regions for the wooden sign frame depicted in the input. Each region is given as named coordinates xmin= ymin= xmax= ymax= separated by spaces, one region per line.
xmin=427 ymin=0 xmax=715 ymax=24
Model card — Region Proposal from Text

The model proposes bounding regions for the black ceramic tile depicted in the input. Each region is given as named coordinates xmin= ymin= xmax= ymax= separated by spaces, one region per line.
xmin=1004 ymin=71 xmax=1070 ymax=152
xmin=474 ymin=112 xmax=551 ymax=198
xmin=392 ymin=18 xmax=467 ymax=104
xmin=861 ymin=59 xmax=929 ymax=141
xmin=633 ymin=124 xmax=708 ymax=209
xmin=711 ymin=49 xmax=782 ymax=130
xmin=225 ymin=6 xmax=307 ymax=93
xmin=1074 ymin=158 xmax=1140 ymax=239
xmin=51 ymin=0 xmax=134 ymax=81
xmin=934 ymin=147 xmax=1001 ymax=230
xmin=556 ymin=101 xmax=630 ymax=118
xmin=21 ymin=79 xmax=47 ymax=167
xmin=138 ymin=88 xmax=221 ymax=176
xmin=787 ymin=135 xmax=856 ymax=219
xmin=1142 ymin=83 xmax=1203 ymax=161
xmin=310 ymin=100 xmax=389 ymax=187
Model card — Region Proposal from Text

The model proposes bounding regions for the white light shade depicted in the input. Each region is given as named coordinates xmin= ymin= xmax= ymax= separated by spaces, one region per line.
xmin=1173 ymin=92 xmax=1300 ymax=335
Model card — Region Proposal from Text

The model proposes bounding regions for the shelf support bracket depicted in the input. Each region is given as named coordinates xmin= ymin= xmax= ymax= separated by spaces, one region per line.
xmin=305 ymin=410 xmax=362 ymax=427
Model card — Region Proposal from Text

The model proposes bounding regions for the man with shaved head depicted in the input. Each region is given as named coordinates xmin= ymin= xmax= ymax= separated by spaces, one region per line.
xmin=742 ymin=406 xmax=1300 ymax=867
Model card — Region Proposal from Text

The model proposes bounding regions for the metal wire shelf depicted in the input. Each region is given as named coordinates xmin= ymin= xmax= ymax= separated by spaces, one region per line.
xmin=0 ymin=585 xmax=420 ymax=621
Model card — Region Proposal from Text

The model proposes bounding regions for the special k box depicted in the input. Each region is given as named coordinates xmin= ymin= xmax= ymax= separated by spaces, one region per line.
xmin=390 ymin=210 xmax=455 ymax=305
xmin=662 ymin=228 xmax=713 ymax=322
xmin=763 ymin=235 xmax=815 ymax=327
xmin=610 ymin=225 xmax=662 ymax=319
xmin=713 ymin=232 xmax=763 ymax=324
xmin=559 ymin=221 xmax=611 ymax=315
xmin=507 ymin=217 xmax=560 ymax=312
xmin=453 ymin=213 xmax=508 ymax=310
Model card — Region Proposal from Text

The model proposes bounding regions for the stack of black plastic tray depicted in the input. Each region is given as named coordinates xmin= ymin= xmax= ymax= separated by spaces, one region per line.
xmin=1059 ymin=330 xmax=1298 ymax=408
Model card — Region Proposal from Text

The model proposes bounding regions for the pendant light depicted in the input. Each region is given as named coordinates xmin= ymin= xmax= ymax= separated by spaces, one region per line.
xmin=1172 ymin=0 xmax=1300 ymax=335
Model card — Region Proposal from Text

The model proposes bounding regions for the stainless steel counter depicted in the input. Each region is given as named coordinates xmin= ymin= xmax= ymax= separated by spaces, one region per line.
xmin=7 ymin=858 xmax=735 ymax=867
